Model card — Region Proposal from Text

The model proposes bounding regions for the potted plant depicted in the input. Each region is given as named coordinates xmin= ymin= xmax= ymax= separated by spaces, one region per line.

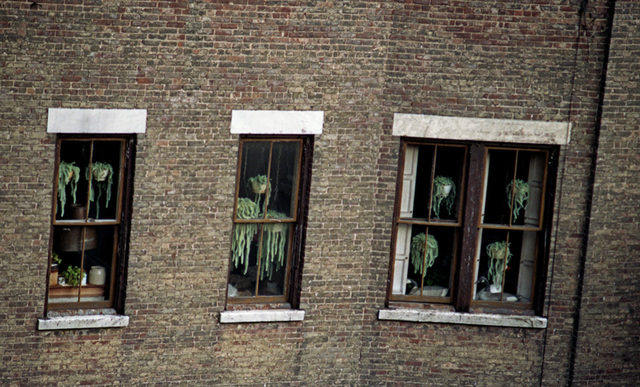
xmin=432 ymin=176 xmax=456 ymax=219
xmin=57 ymin=161 xmax=81 ymax=217
xmin=248 ymin=174 xmax=269 ymax=194
xmin=486 ymin=240 xmax=512 ymax=291
xmin=86 ymin=162 xmax=114 ymax=218
xmin=260 ymin=210 xmax=288 ymax=281
xmin=60 ymin=265 xmax=86 ymax=287
xmin=410 ymin=233 xmax=439 ymax=279
xmin=506 ymin=179 xmax=529 ymax=222
xmin=231 ymin=198 xmax=260 ymax=275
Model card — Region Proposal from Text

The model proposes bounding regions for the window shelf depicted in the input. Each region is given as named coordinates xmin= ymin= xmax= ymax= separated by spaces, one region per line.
xmin=378 ymin=308 xmax=547 ymax=329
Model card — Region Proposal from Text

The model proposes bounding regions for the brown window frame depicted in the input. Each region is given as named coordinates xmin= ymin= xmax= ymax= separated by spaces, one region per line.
xmin=45 ymin=135 xmax=135 ymax=313
xmin=226 ymin=135 xmax=313 ymax=308
xmin=388 ymin=140 xmax=557 ymax=316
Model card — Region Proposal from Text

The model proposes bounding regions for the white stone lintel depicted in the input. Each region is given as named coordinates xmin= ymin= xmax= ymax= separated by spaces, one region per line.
xmin=37 ymin=314 xmax=130 ymax=330
xmin=392 ymin=114 xmax=571 ymax=145
xmin=231 ymin=110 xmax=324 ymax=135
xmin=378 ymin=309 xmax=547 ymax=329
xmin=47 ymin=108 xmax=147 ymax=134
xmin=220 ymin=309 xmax=305 ymax=324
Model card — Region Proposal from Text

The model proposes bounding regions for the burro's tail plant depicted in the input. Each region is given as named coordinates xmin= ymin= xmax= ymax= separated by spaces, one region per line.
xmin=231 ymin=198 xmax=260 ymax=275
xmin=57 ymin=161 xmax=81 ymax=217
xmin=486 ymin=241 xmax=512 ymax=291
xmin=506 ymin=179 xmax=529 ymax=222
xmin=410 ymin=233 xmax=439 ymax=279
xmin=86 ymin=162 xmax=114 ymax=218
xmin=260 ymin=210 xmax=288 ymax=281
xmin=432 ymin=176 xmax=456 ymax=219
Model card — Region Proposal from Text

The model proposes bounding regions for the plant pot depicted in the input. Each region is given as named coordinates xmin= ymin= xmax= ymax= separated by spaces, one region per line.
xmin=251 ymin=180 xmax=267 ymax=194
xmin=93 ymin=168 xmax=109 ymax=182
xmin=440 ymin=184 xmax=452 ymax=197
xmin=50 ymin=268 xmax=58 ymax=286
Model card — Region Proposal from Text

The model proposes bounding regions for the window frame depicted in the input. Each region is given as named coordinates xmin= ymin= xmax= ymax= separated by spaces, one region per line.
xmin=226 ymin=135 xmax=313 ymax=309
xmin=45 ymin=134 xmax=136 ymax=314
xmin=387 ymin=139 xmax=558 ymax=316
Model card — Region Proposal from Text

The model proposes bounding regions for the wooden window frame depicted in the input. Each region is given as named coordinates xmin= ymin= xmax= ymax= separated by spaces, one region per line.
xmin=45 ymin=135 xmax=136 ymax=313
xmin=388 ymin=140 xmax=558 ymax=316
xmin=226 ymin=135 xmax=313 ymax=308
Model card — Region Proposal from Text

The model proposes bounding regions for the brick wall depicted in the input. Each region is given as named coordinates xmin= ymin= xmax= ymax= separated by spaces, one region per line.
xmin=0 ymin=0 xmax=636 ymax=385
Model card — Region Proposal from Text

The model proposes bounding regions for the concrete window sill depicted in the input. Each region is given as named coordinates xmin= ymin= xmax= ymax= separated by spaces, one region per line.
xmin=378 ymin=309 xmax=547 ymax=329
xmin=37 ymin=314 xmax=129 ymax=331
xmin=220 ymin=309 xmax=305 ymax=324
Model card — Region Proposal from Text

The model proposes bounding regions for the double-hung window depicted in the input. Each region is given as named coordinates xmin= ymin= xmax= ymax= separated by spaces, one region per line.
xmin=47 ymin=136 xmax=135 ymax=311
xmin=388 ymin=114 xmax=567 ymax=316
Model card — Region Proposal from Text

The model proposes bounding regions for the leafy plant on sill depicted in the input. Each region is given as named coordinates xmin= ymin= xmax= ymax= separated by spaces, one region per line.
xmin=486 ymin=240 xmax=512 ymax=291
xmin=410 ymin=233 xmax=439 ymax=279
xmin=57 ymin=161 xmax=81 ymax=217
xmin=506 ymin=179 xmax=529 ymax=222
xmin=61 ymin=265 xmax=83 ymax=287
xmin=87 ymin=162 xmax=114 ymax=218
xmin=432 ymin=176 xmax=456 ymax=220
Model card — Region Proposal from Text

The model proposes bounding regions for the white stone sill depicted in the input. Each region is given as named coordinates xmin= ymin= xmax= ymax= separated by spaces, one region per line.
xmin=220 ymin=309 xmax=305 ymax=324
xmin=37 ymin=314 xmax=130 ymax=330
xmin=378 ymin=309 xmax=547 ymax=329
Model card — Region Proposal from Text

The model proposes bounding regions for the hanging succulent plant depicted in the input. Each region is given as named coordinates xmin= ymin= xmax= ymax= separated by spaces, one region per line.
xmin=260 ymin=210 xmax=288 ymax=281
xmin=248 ymin=174 xmax=269 ymax=194
xmin=432 ymin=176 xmax=456 ymax=219
xmin=506 ymin=179 xmax=529 ymax=222
xmin=57 ymin=161 xmax=81 ymax=217
xmin=86 ymin=162 xmax=113 ymax=218
xmin=486 ymin=240 xmax=512 ymax=291
xmin=231 ymin=198 xmax=260 ymax=274
xmin=410 ymin=233 xmax=439 ymax=279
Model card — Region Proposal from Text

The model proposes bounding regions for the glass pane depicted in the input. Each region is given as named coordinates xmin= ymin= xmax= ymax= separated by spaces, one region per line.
xmin=430 ymin=146 xmax=465 ymax=222
xmin=265 ymin=141 xmax=300 ymax=219
xmin=257 ymin=223 xmax=291 ymax=296
xmin=237 ymin=141 xmax=270 ymax=220
xmin=228 ymin=223 xmax=260 ymax=297
xmin=56 ymin=141 xmax=91 ymax=220
xmin=482 ymin=149 xmax=516 ymax=225
xmin=474 ymin=230 xmax=532 ymax=303
xmin=49 ymin=226 xmax=114 ymax=304
xmin=402 ymin=225 xmax=454 ymax=298
xmin=87 ymin=141 xmax=123 ymax=221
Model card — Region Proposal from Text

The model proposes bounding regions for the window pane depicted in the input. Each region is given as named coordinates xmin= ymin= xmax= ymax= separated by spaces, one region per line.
xmin=237 ymin=141 xmax=270 ymax=220
xmin=56 ymin=141 xmax=91 ymax=220
xmin=266 ymin=141 xmax=300 ymax=219
xmin=49 ymin=226 xmax=114 ymax=305
xmin=482 ymin=149 xmax=516 ymax=225
xmin=473 ymin=229 xmax=533 ymax=304
xmin=87 ymin=141 xmax=123 ymax=221
xmin=229 ymin=223 xmax=261 ymax=297
xmin=257 ymin=223 xmax=291 ymax=296
xmin=430 ymin=145 xmax=465 ymax=222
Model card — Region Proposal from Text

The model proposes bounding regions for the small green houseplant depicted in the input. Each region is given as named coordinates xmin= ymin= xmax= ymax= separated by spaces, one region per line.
xmin=61 ymin=265 xmax=84 ymax=287
xmin=86 ymin=162 xmax=114 ymax=218
xmin=486 ymin=240 xmax=512 ymax=291
xmin=506 ymin=179 xmax=529 ymax=222
xmin=57 ymin=161 xmax=81 ymax=217
xmin=432 ymin=176 xmax=456 ymax=219
xmin=410 ymin=233 xmax=439 ymax=279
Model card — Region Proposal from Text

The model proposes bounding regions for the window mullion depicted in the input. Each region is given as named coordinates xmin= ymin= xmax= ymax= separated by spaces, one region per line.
xmin=455 ymin=144 xmax=484 ymax=312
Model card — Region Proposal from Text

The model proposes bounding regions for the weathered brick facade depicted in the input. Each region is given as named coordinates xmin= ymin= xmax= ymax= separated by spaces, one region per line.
xmin=1 ymin=0 xmax=637 ymax=385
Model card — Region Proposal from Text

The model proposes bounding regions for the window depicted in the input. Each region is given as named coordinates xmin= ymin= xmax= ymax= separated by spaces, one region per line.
xmin=46 ymin=136 xmax=135 ymax=311
xmin=227 ymin=136 xmax=313 ymax=306
xmin=389 ymin=140 xmax=556 ymax=314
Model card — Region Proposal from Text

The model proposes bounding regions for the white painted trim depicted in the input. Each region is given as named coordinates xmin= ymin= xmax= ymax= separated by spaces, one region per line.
xmin=378 ymin=309 xmax=547 ymax=329
xmin=392 ymin=114 xmax=571 ymax=145
xmin=220 ymin=309 xmax=305 ymax=323
xmin=230 ymin=110 xmax=324 ymax=135
xmin=37 ymin=314 xmax=130 ymax=330
xmin=47 ymin=108 xmax=147 ymax=134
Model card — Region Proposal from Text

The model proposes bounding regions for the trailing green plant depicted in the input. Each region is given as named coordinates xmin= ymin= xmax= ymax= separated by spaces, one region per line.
xmin=432 ymin=176 xmax=456 ymax=219
xmin=231 ymin=198 xmax=260 ymax=274
xmin=410 ymin=233 xmax=439 ymax=279
xmin=86 ymin=162 xmax=114 ymax=218
xmin=506 ymin=179 xmax=529 ymax=222
xmin=486 ymin=240 xmax=512 ymax=290
xmin=260 ymin=210 xmax=288 ymax=281
xmin=51 ymin=251 xmax=62 ymax=266
xmin=61 ymin=265 xmax=83 ymax=287
xmin=57 ymin=161 xmax=81 ymax=217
